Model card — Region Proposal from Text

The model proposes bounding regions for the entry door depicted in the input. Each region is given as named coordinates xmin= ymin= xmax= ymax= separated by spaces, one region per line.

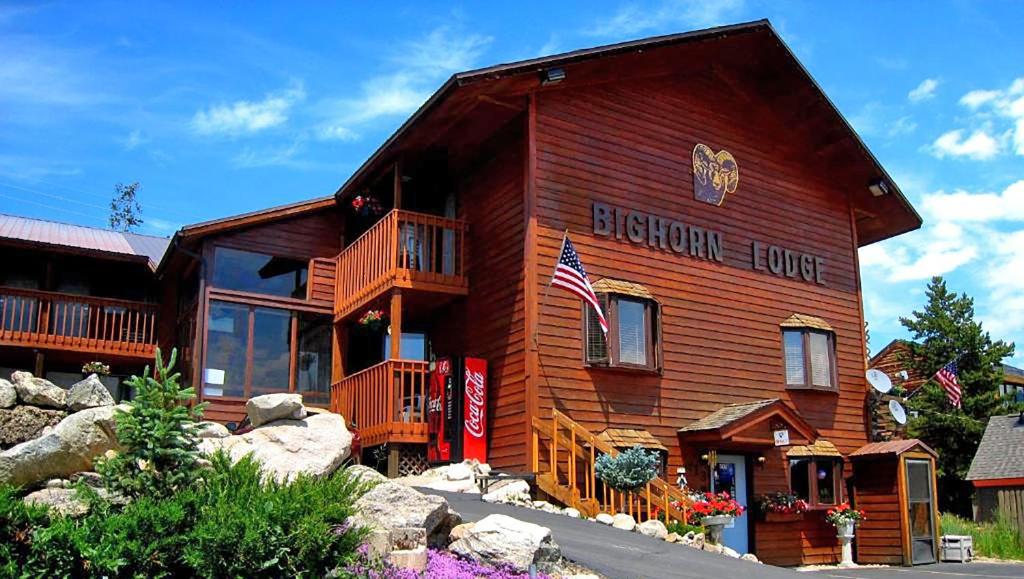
xmin=906 ymin=459 xmax=937 ymax=565
xmin=712 ymin=454 xmax=749 ymax=554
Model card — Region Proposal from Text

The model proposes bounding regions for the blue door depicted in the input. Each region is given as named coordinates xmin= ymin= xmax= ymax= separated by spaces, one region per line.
xmin=712 ymin=454 xmax=749 ymax=554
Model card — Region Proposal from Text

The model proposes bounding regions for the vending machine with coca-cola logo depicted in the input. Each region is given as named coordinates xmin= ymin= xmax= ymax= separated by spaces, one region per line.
xmin=427 ymin=356 xmax=487 ymax=464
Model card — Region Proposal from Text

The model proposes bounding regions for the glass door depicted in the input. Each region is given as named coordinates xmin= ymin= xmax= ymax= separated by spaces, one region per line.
xmin=905 ymin=458 xmax=937 ymax=565
xmin=711 ymin=454 xmax=749 ymax=554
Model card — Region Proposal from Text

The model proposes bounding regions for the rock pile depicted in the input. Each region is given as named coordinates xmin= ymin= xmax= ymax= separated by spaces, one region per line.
xmin=392 ymin=458 xmax=491 ymax=494
xmin=0 ymin=372 xmax=117 ymax=452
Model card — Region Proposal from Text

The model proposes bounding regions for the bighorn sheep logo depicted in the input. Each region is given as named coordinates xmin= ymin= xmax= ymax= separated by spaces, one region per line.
xmin=692 ymin=143 xmax=739 ymax=206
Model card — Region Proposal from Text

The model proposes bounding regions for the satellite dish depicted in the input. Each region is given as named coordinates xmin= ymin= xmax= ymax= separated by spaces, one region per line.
xmin=889 ymin=400 xmax=908 ymax=425
xmin=867 ymin=369 xmax=893 ymax=394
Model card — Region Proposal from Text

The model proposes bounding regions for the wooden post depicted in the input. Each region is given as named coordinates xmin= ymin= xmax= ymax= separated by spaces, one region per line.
xmin=33 ymin=351 xmax=44 ymax=377
xmin=332 ymin=322 xmax=347 ymax=382
xmin=390 ymin=289 xmax=402 ymax=359
xmin=387 ymin=445 xmax=400 ymax=478
xmin=393 ymin=161 xmax=402 ymax=210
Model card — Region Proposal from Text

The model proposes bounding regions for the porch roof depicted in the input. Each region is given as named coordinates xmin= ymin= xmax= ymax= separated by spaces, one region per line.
xmin=850 ymin=439 xmax=937 ymax=460
xmin=678 ymin=398 xmax=818 ymax=446
xmin=598 ymin=428 xmax=668 ymax=452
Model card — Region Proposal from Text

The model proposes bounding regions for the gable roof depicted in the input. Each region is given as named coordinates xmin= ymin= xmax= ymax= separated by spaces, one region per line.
xmin=851 ymin=439 xmax=937 ymax=460
xmin=967 ymin=414 xmax=1024 ymax=481
xmin=0 ymin=213 xmax=169 ymax=271
xmin=333 ymin=19 xmax=921 ymax=247
xmin=678 ymin=398 xmax=819 ymax=446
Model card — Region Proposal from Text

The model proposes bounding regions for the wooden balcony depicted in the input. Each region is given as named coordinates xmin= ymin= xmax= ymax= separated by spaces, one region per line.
xmin=335 ymin=209 xmax=468 ymax=320
xmin=0 ymin=287 xmax=158 ymax=359
xmin=331 ymin=359 xmax=429 ymax=447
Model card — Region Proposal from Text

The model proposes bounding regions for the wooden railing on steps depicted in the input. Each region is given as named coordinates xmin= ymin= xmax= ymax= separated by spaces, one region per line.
xmin=531 ymin=409 xmax=691 ymax=525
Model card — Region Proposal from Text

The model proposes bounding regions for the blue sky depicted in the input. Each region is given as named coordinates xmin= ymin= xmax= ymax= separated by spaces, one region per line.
xmin=2 ymin=1 xmax=1023 ymax=365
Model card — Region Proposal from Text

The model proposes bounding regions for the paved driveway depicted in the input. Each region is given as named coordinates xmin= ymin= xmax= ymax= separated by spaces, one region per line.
xmin=808 ymin=562 xmax=1024 ymax=579
xmin=424 ymin=489 xmax=1024 ymax=579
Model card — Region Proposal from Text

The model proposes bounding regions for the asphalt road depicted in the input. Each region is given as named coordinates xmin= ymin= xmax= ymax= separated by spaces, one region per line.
xmin=424 ymin=489 xmax=1024 ymax=579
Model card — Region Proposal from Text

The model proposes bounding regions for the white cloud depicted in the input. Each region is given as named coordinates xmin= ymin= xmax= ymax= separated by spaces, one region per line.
xmin=121 ymin=130 xmax=148 ymax=150
xmin=930 ymin=129 xmax=1000 ymax=160
xmin=887 ymin=115 xmax=917 ymax=138
xmin=860 ymin=222 xmax=977 ymax=282
xmin=919 ymin=180 xmax=1024 ymax=223
xmin=315 ymin=125 xmax=359 ymax=142
xmin=585 ymin=0 xmax=746 ymax=38
xmin=191 ymin=82 xmax=305 ymax=137
xmin=960 ymin=89 xmax=1002 ymax=109
xmin=951 ymin=78 xmax=1024 ymax=156
xmin=908 ymin=78 xmax=939 ymax=102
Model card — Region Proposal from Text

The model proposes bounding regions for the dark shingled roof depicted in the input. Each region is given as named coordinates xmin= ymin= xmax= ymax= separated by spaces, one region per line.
xmin=967 ymin=414 xmax=1024 ymax=481
xmin=678 ymin=399 xmax=778 ymax=432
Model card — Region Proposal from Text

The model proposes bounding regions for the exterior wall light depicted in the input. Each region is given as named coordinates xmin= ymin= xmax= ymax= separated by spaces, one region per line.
xmin=542 ymin=67 xmax=566 ymax=85
xmin=868 ymin=178 xmax=891 ymax=197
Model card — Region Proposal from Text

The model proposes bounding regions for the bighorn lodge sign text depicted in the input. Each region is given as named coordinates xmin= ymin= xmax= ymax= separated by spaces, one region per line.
xmin=592 ymin=201 xmax=827 ymax=285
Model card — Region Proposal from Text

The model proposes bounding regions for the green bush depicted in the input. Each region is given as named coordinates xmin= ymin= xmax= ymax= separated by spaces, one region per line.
xmin=595 ymin=445 xmax=659 ymax=492
xmin=665 ymin=520 xmax=703 ymax=537
xmin=0 ymin=457 xmax=371 ymax=578
xmin=96 ymin=348 xmax=207 ymax=500
xmin=941 ymin=512 xmax=1024 ymax=561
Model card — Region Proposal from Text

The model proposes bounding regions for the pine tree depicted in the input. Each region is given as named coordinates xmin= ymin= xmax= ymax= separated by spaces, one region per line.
xmin=901 ymin=277 xmax=1020 ymax=515
xmin=109 ymin=181 xmax=143 ymax=232
xmin=97 ymin=348 xmax=208 ymax=499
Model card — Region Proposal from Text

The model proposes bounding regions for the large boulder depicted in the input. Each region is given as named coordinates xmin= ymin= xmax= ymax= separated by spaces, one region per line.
xmin=0 ymin=379 xmax=16 ymax=408
xmin=245 ymin=393 xmax=306 ymax=427
xmin=11 ymin=372 xmax=67 ymax=409
xmin=448 ymin=514 xmax=562 ymax=573
xmin=0 ymin=404 xmax=126 ymax=487
xmin=195 ymin=421 xmax=230 ymax=439
xmin=638 ymin=519 xmax=668 ymax=540
xmin=0 ymin=405 xmax=67 ymax=448
xmin=611 ymin=513 xmax=636 ymax=531
xmin=66 ymin=374 xmax=115 ymax=412
xmin=347 ymin=464 xmax=388 ymax=484
xmin=200 ymin=412 xmax=351 ymax=483
xmin=481 ymin=479 xmax=531 ymax=503
xmin=353 ymin=481 xmax=461 ymax=547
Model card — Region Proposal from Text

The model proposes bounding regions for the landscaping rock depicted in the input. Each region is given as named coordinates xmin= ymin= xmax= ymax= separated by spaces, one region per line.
xmin=200 ymin=412 xmax=351 ymax=483
xmin=66 ymin=374 xmax=114 ymax=411
xmin=388 ymin=546 xmax=427 ymax=572
xmin=702 ymin=542 xmax=723 ymax=555
xmin=23 ymin=487 xmax=90 ymax=517
xmin=450 ymin=522 xmax=476 ymax=541
xmin=0 ymin=379 xmax=16 ymax=408
xmin=638 ymin=519 xmax=668 ymax=540
xmin=722 ymin=546 xmax=740 ymax=558
xmin=564 ymin=508 xmax=581 ymax=518
xmin=481 ymin=479 xmax=530 ymax=503
xmin=448 ymin=514 xmax=562 ymax=573
xmin=679 ymin=531 xmax=705 ymax=550
xmin=741 ymin=553 xmax=760 ymax=563
xmin=611 ymin=513 xmax=636 ymax=531
xmin=446 ymin=461 xmax=474 ymax=481
xmin=245 ymin=393 xmax=306 ymax=427
xmin=665 ymin=532 xmax=680 ymax=543
xmin=11 ymin=372 xmax=67 ymax=409
xmin=0 ymin=405 xmax=66 ymax=448
xmin=45 ymin=478 xmax=69 ymax=489
xmin=0 ymin=404 xmax=125 ymax=487
xmin=69 ymin=471 xmax=104 ymax=487
xmin=354 ymin=481 xmax=461 ymax=547
xmin=595 ymin=513 xmax=615 ymax=525
xmin=195 ymin=421 xmax=230 ymax=439
xmin=347 ymin=464 xmax=388 ymax=484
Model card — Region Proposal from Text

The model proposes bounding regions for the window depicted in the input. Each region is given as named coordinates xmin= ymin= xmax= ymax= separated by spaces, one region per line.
xmin=585 ymin=293 xmax=660 ymax=371
xmin=782 ymin=327 xmax=837 ymax=390
xmin=296 ymin=314 xmax=332 ymax=406
xmin=212 ymin=246 xmax=308 ymax=299
xmin=384 ymin=332 xmax=428 ymax=361
xmin=789 ymin=457 xmax=842 ymax=506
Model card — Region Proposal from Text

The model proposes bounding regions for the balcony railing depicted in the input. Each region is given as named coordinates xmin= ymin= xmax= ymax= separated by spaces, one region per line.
xmin=0 ymin=287 xmax=158 ymax=358
xmin=335 ymin=209 xmax=468 ymax=319
xmin=331 ymin=359 xmax=429 ymax=447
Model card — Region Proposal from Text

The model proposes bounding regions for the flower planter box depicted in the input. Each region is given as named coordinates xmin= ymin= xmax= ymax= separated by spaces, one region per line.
xmin=763 ymin=512 xmax=803 ymax=523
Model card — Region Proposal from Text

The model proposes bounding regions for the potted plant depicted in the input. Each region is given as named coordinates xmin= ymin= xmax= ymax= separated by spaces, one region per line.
xmin=756 ymin=491 xmax=809 ymax=522
xmin=81 ymin=361 xmax=111 ymax=378
xmin=357 ymin=309 xmax=386 ymax=332
xmin=690 ymin=491 xmax=745 ymax=545
xmin=826 ymin=503 xmax=865 ymax=568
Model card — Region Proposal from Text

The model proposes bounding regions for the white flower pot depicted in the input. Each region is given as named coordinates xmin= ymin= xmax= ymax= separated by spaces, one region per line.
xmin=836 ymin=520 xmax=855 ymax=539
xmin=702 ymin=515 xmax=734 ymax=545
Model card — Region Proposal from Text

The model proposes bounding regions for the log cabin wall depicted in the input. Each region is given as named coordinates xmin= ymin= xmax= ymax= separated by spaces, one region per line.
xmin=433 ymin=119 xmax=528 ymax=471
xmin=527 ymin=71 xmax=869 ymax=565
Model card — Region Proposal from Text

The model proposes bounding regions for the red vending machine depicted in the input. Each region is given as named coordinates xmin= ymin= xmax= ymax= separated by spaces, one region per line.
xmin=427 ymin=356 xmax=487 ymax=464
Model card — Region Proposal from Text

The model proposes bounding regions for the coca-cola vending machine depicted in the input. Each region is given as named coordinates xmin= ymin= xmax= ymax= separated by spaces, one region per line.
xmin=427 ymin=356 xmax=487 ymax=464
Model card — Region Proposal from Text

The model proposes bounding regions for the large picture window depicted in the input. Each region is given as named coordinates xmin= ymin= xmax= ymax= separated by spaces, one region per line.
xmin=584 ymin=289 xmax=660 ymax=372
xmin=782 ymin=327 xmax=837 ymax=390
xmin=203 ymin=300 xmax=331 ymax=403
xmin=789 ymin=457 xmax=842 ymax=506
xmin=212 ymin=246 xmax=308 ymax=299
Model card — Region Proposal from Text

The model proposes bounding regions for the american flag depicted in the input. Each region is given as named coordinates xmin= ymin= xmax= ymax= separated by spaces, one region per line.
xmin=551 ymin=234 xmax=607 ymax=334
xmin=934 ymin=360 xmax=962 ymax=409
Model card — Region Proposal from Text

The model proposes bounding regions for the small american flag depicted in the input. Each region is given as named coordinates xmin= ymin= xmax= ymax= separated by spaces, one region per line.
xmin=551 ymin=233 xmax=607 ymax=334
xmin=934 ymin=360 xmax=962 ymax=409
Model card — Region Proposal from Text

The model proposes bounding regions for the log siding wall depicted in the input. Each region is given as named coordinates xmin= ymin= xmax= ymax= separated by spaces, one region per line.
xmin=528 ymin=74 xmax=869 ymax=565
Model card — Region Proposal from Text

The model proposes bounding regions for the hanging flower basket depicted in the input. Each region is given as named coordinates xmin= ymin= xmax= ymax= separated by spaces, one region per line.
xmin=351 ymin=194 xmax=383 ymax=217
xmin=81 ymin=361 xmax=111 ymax=376
xmin=357 ymin=309 xmax=386 ymax=332
xmin=756 ymin=492 xmax=809 ymax=522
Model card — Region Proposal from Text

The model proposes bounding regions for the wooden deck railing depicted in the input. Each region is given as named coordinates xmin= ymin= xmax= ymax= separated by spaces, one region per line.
xmin=532 ymin=409 xmax=692 ymax=524
xmin=334 ymin=209 xmax=468 ymax=319
xmin=0 ymin=287 xmax=158 ymax=358
xmin=331 ymin=359 xmax=430 ymax=447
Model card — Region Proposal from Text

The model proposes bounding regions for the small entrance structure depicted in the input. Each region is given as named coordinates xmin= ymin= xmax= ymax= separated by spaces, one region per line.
xmin=850 ymin=439 xmax=940 ymax=566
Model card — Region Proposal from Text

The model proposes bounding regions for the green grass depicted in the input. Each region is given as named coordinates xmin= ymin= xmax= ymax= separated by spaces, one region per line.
xmin=941 ymin=512 xmax=1024 ymax=561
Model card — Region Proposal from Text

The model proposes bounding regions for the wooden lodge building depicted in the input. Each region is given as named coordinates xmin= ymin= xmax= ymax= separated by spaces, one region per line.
xmin=0 ymin=21 xmax=940 ymax=566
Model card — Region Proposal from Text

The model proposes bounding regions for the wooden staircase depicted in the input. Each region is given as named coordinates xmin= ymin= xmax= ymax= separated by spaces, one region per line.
xmin=531 ymin=409 xmax=691 ymax=524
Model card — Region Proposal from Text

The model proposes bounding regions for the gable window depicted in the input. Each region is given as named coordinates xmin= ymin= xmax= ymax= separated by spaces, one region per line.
xmin=584 ymin=280 xmax=660 ymax=371
xmin=780 ymin=315 xmax=837 ymax=390
xmin=212 ymin=246 xmax=309 ymax=299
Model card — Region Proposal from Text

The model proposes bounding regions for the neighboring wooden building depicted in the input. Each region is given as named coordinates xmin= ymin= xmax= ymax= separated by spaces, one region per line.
xmin=967 ymin=413 xmax=1024 ymax=535
xmin=0 ymin=214 xmax=166 ymax=394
